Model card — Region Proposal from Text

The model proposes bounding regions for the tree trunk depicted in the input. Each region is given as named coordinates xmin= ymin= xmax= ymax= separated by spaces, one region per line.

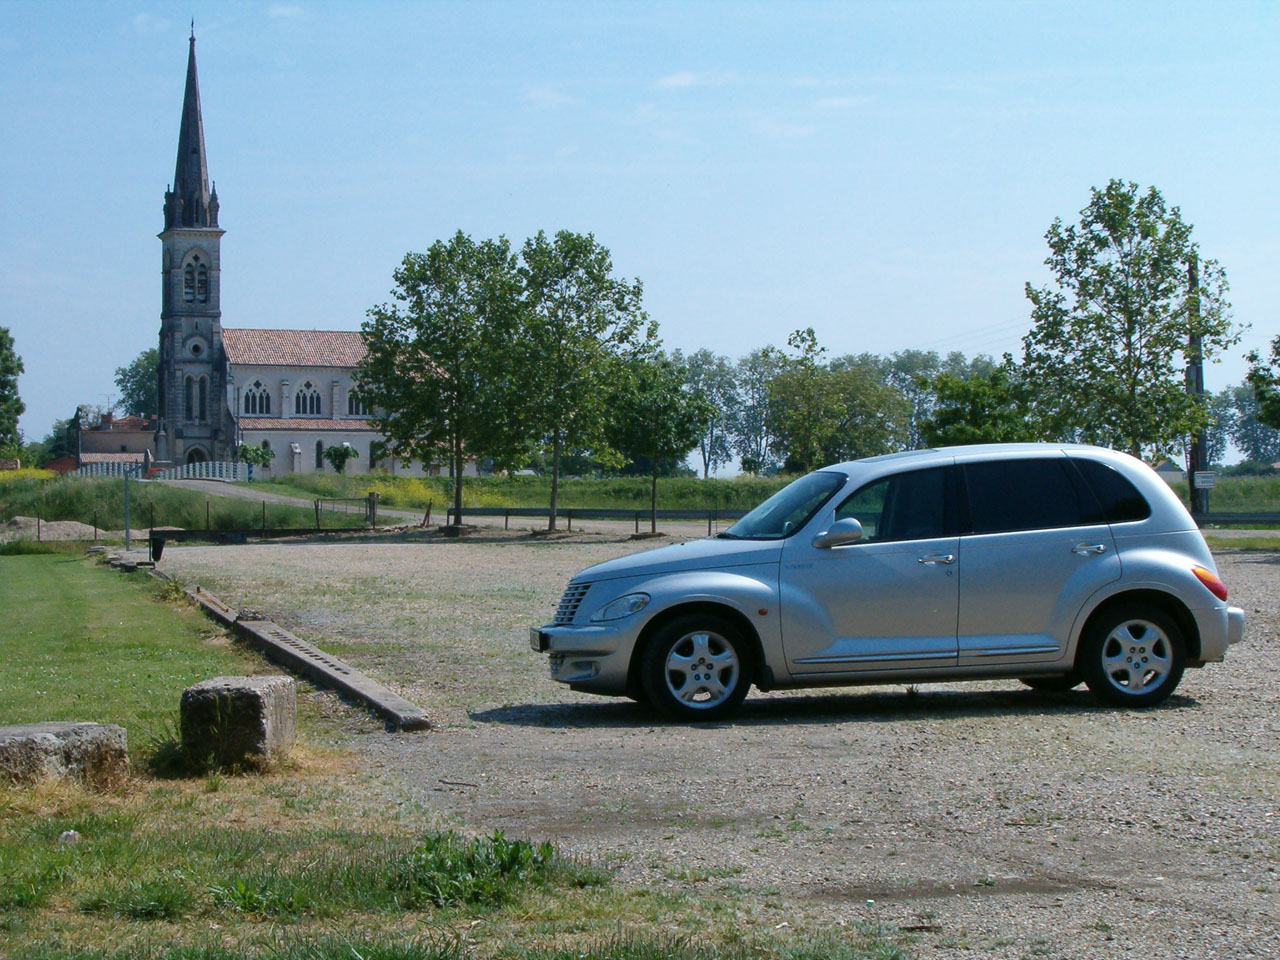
xmin=650 ymin=468 xmax=657 ymax=534
xmin=548 ymin=429 xmax=561 ymax=531
xmin=452 ymin=433 xmax=464 ymax=525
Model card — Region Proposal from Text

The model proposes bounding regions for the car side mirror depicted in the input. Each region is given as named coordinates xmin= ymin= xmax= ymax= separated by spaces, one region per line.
xmin=812 ymin=517 xmax=863 ymax=549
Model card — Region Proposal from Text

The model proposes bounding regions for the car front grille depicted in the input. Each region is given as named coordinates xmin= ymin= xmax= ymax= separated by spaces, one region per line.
xmin=553 ymin=582 xmax=592 ymax=624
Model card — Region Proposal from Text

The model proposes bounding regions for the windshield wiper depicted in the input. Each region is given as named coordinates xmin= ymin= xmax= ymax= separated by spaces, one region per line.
xmin=714 ymin=531 xmax=742 ymax=539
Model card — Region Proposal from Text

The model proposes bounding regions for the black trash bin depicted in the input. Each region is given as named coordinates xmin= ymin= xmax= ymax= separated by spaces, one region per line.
xmin=149 ymin=535 xmax=166 ymax=563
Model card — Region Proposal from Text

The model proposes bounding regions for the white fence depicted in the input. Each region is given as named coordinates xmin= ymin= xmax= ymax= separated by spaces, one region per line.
xmin=72 ymin=462 xmax=143 ymax=478
xmin=71 ymin=460 xmax=247 ymax=481
xmin=151 ymin=461 xmax=247 ymax=481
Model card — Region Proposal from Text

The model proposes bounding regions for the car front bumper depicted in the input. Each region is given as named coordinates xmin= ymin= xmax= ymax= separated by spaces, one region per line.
xmin=530 ymin=619 xmax=643 ymax=695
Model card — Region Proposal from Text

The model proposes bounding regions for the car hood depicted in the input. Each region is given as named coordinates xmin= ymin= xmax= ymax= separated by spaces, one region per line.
xmin=573 ymin=537 xmax=784 ymax=583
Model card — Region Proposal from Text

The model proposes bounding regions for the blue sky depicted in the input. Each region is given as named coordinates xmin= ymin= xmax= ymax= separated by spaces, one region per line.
xmin=2 ymin=0 xmax=1276 ymax=447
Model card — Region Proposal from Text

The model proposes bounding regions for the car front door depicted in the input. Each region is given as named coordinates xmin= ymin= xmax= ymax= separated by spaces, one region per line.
xmin=780 ymin=466 xmax=959 ymax=675
xmin=956 ymin=455 xmax=1121 ymax=667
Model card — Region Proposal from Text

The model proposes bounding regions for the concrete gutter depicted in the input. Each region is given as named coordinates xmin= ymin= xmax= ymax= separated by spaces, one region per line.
xmin=141 ymin=564 xmax=431 ymax=731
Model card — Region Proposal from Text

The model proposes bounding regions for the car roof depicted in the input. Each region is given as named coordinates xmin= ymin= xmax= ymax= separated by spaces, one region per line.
xmin=827 ymin=443 xmax=1135 ymax=476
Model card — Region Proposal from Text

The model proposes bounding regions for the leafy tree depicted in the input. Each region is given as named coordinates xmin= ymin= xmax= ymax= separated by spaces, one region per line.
xmin=361 ymin=232 xmax=525 ymax=524
xmin=323 ymin=443 xmax=359 ymax=474
xmin=820 ymin=363 xmax=911 ymax=463
xmin=1201 ymin=389 xmax=1234 ymax=466
xmin=671 ymin=348 xmax=736 ymax=477
xmin=0 ymin=326 xmax=25 ymax=447
xmin=520 ymin=230 xmax=652 ymax=529
xmin=1228 ymin=381 xmax=1280 ymax=464
xmin=765 ymin=329 xmax=843 ymax=473
xmin=1247 ymin=335 xmax=1280 ymax=431
xmin=730 ymin=348 xmax=783 ymax=474
xmin=606 ymin=353 xmax=714 ymax=532
xmin=113 ymin=348 xmax=159 ymax=419
xmin=235 ymin=441 xmax=275 ymax=482
xmin=920 ymin=362 xmax=1041 ymax=446
xmin=1022 ymin=180 xmax=1238 ymax=458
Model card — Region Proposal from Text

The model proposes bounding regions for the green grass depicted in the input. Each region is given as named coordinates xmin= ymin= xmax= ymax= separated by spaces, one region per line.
xmin=1204 ymin=535 xmax=1280 ymax=551
xmin=1169 ymin=475 xmax=1280 ymax=515
xmin=0 ymin=554 xmax=261 ymax=748
xmin=0 ymin=475 xmax=365 ymax=532
xmin=252 ymin=473 xmax=790 ymax=513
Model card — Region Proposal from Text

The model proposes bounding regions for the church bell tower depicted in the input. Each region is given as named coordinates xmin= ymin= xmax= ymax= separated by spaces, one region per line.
xmin=155 ymin=30 xmax=229 ymax=464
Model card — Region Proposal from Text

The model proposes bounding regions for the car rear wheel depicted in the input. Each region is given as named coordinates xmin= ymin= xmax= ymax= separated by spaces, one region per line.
xmin=641 ymin=615 xmax=751 ymax=721
xmin=1080 ymin=604 xmax=1185 ymax=707
xmin=1020 ymin=673 xmax=1082 ymax=692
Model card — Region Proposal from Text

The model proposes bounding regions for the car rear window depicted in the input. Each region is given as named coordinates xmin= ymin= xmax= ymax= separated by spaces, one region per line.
xmin=962 ymin=458 xmax=1090 ymax=534
xmin=1068 ymin=457 xmax=1152 ymax=524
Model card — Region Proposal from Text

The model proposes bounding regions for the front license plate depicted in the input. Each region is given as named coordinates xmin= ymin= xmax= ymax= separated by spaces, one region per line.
xmin=529 ymin=627 xmax=548 ymax=652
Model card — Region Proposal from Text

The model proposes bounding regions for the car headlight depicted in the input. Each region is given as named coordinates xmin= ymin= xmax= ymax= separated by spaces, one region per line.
xmin=590 ymin=592 xmax=650 ymax=622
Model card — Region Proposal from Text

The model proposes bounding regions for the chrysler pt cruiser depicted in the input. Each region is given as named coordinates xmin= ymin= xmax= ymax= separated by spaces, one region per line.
xmin=531 ymin=444 xmax=1245 ymax=720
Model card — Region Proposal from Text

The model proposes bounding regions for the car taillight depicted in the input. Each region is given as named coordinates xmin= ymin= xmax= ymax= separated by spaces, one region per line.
xmin=1192 ymin=566 xmax=1228 ymax=602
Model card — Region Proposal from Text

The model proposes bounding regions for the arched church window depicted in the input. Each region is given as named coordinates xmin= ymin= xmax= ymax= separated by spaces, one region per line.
xmin=183 ymin=264 xmax=195 ymax=302
xmin=184 ymin=376 xmax=194 ymax=421
xmin=197 ymin=265 xmax=209 ymax=303
xmin=197 ymin=377 xmax=208 ymax=422
xmin=347 ymin=390 xmax=370 ymax=416
xmin=295 ymin=381 xmax=321 ymax=416
xmin=244 ymin=381 xmax=270 ymax=416
xmin=316 ymin=440 xmax=325 ymax=470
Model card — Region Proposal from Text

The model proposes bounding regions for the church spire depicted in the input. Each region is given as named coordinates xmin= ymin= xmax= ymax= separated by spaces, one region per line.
xmin=164 ymin=31 xmax=216 ymax=230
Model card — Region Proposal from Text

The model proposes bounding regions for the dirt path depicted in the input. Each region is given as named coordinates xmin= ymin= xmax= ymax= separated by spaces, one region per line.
xmin=160 ymin=538 xmax=1280 ymax=958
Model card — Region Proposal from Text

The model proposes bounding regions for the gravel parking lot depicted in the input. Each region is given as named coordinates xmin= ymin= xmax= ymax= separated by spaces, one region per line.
xmin=161 ymin=533 xmax=1279 ymax=959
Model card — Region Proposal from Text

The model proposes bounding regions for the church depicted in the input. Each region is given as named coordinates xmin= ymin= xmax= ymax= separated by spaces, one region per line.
xmin=151 ymin=34 xmax=444 ymax=477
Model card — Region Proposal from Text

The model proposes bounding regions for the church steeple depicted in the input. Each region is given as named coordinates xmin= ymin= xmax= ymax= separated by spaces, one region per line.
xmin=163 ymin=29 xmax=218 ymax=229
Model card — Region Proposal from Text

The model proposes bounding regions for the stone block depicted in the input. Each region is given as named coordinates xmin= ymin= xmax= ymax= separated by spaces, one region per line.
xmin=0 ymin=722 xmax=129 ymax=786
xmin=180 ymin=676 xmax=296 ymax=766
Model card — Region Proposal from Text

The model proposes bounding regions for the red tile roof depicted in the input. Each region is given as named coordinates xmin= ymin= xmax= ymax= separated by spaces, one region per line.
xmin=223 ymin=328 xmax=367 ymax=367
xmin=80 ymin=452 xmax=146 ymax=463
xmin=239 ymin=418 xmax=377 ymax=432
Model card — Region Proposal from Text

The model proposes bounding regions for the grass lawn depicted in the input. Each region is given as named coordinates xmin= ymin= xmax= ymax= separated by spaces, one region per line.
xmin=0 ymin=553 xmax=909 ymax=960
xmin=0 ymin=552 xmax=261 ymax=745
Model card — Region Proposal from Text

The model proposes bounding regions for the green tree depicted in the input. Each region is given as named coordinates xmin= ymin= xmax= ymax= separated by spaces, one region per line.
xmin=765 ymin=329 xmax=843 ymax=473
xmin=606 ymin=353 xmax=714 ymax=532
xmin=921 ymin=363 xmax=1042 ymax=446
xmin=520 ymin=230 xmax=652 ymax=529
xmin=1247 ymin=335 xmax=1280 ymax=431
xmin=0 ymin=326 xmax=25 ymax=447
xmin=1022 ymin=180 xmax=1239 ymax=458
xmin=671 ymin=348 xmax=736 ymax=478
xmin=730 ymin=348 xmax=783 ymax=474
xmin=1227 ymin=380 xmax=1280 ymax=463
xmin=235 ymin=441 xmax=275 ymax=482
xmin=821 ymin=363 xmax=911 ymax=463
xmin=360 ymin=232 xmax=525 ymax=525
xmin=113 ymin=347 xmax=159 ymax=419
xmin=323 ymin=443 xmax=359 ymax=474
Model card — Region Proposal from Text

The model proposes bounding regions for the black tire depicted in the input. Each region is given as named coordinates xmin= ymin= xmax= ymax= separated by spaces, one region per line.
xmin=1020 ymin=673 xmax=1083 ymax=692
xmin=640 ymin=614 xmax=752 ymax=721
xmin=1080 ymin=603 xmax=1185 ymax=707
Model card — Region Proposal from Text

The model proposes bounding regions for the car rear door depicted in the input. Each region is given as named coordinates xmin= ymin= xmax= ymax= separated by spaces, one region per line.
xmin=955 ymin=454 xmax=1120 ymax=667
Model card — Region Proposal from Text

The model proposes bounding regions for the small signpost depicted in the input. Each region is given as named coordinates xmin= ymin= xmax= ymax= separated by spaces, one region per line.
xmin=1193 ymin=471 xmax=1216 ymax=489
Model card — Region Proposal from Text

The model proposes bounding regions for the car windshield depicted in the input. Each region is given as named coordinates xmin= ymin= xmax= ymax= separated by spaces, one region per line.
xmin=722 ymin=471 xmax=846 ymax=540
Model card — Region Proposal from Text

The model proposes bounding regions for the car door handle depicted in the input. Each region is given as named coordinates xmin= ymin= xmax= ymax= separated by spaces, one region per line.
xmin=918 ymin=553 xmax=955 ymax=565
xmin=1072 ymin=542 xmax=1107 ymax=555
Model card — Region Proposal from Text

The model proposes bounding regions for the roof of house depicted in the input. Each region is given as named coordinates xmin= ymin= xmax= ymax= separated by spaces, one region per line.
xmin=87 ymin=415 xmax=154 ymax=432
xmin=80 ymin=452 xmax=147 ymax=464
xmin=239 ymin=417 xmax=377 ymax=432
xmin=223 ymin=328 xmax=367 ymax=368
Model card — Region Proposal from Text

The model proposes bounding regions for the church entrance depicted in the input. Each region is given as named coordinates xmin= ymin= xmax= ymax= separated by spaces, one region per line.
xmin=185 ymin=448 xmax=209 ymax=465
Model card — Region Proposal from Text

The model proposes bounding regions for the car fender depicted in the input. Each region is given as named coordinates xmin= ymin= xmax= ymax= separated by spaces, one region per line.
xmin=628 ymin=566 xmax=784 ymax=678
xmin=1065 ymin=546 xmax=1222 ymax=661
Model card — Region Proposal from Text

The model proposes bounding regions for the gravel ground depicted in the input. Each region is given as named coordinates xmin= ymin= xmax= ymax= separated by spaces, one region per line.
xmin=161 ymin=534 xmax=1280 ymax=959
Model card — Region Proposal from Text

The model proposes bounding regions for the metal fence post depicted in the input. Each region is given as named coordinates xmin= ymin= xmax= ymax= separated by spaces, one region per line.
xmin=315 ymin=499 xmax=321 ymax=531
xmin=567 ymin=510 xmax=572 ymax=532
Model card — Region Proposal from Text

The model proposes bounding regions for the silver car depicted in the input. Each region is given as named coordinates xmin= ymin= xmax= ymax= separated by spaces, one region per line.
xmin=531 ymin=444 xmax=1245 ymax=720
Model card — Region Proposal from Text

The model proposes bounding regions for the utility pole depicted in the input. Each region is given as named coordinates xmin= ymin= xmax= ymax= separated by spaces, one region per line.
xmin=1185 ymin=254 xmax=1207 ymax=517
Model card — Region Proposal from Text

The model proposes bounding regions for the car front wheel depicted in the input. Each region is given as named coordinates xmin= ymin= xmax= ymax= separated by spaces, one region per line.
xmin=641 ymin=615 xmax=751 ymax=721
xmin=1080 ymin=604 xmax=1185 ymax=707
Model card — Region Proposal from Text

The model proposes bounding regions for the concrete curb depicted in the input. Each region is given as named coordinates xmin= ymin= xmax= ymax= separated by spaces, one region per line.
xmin=141 ymin=564 xmax=430 ymax=731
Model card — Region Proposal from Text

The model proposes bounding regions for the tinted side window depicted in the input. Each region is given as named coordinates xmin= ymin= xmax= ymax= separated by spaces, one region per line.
xmin=835 ymin=467 xmax=946 ymax=542
xmin=1069 ymin=458 xmax=1151 ymax=523
xmin=963 ymin=458 xmax=1088 ymax=534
